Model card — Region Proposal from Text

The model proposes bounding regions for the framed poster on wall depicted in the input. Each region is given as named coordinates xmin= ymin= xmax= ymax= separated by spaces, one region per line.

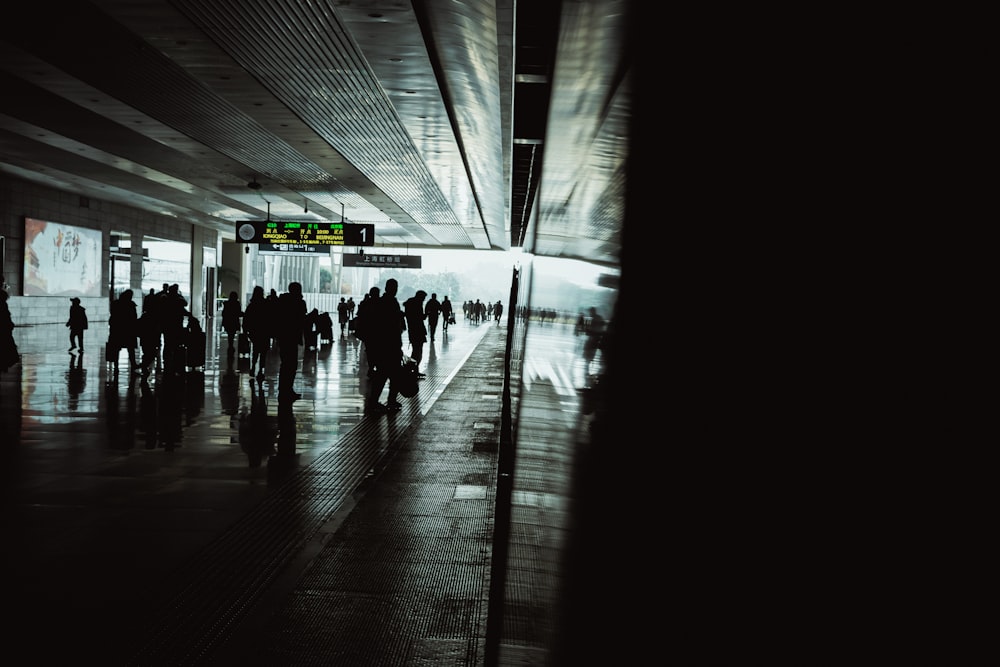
xmin=23 ymin=217 xmax=102 ymax=296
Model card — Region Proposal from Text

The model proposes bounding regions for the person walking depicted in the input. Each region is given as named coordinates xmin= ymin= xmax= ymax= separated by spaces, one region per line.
xmin=66 ymin=297 xmax=88 ymax=351
xmin=365 ymin=278 xmax=404 ymax=412
xmin=353 ymin=287 xmax=379 ymax=343
xmin=265 ymin=288 xmax=280 ymax=350
xmin=337 ymin=297 xmax=350 ymax=336
xmin=141 ymin=287 xmax=162 ymax=370
xmin=142 ymin=288 xmax=158 ymax=315
xmin=354 ymin=286 xmax=379 ymax=400
xmin=494 ymin=299 xmax=503 ymax=326
xmin=108 ymin=289 xmax=139 ymax=372
xmin=221 ymin=291 xmax=243 ymax=356
xmin=160 ymin=284 xmax=188 ymax=375
xmin=304 ymin=308 xmax=321 ymax=351
xmin=403 ymin=290 xmax=428 ymax=376
xmin=582 ymin=306 xmax=606 ymax=375
xmin=274 ymin=282 xmax=307 ymax=401
xmin=136 ymin=307 xmax=159 ymax=377
xmin=242 ymin=285 xmax=270 ymax=381
xmin=424 ymin=293 xmax=441 ymax=341
xmin=440 ymin=296 xmax=454 ymax=333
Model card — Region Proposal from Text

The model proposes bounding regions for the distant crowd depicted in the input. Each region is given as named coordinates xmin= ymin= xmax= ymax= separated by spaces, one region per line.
xmin=4 ymin=275 xmax=613 ymax=414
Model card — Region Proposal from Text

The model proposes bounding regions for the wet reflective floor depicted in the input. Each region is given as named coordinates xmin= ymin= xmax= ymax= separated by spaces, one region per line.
xmin=0 ymin=314 xmax=603 ymax=665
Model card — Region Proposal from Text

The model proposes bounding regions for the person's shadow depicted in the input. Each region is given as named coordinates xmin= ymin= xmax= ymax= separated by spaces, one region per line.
xmin=268 ymin=397 xmax=298 ymax=478
xmin=219 ymin=367 xmax=239 ymax=416
xmin=139 ymin=376 xmax=157 ymax=450
xmin=105 ymin=372 xmax=140 ymax=451
xmin=239 ymin=377 xmax=277 ymax=468
xmin=301 ymin=348 xmax=317 ymax=376
xmin=67 ymin=352 xmax=86 ymax=411
xmin=157 ymin=372 xmax=184 ymax=451
xmin=183 ymin=369 xmax=205 ymax=425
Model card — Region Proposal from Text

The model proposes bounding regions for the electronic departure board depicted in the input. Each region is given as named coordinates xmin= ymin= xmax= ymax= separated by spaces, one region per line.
xmin=235 ymin=221 xmax=375 ymax=246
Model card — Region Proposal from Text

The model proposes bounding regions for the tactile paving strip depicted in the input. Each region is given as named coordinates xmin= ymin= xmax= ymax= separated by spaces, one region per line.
xmin=124 ymin=330 xmax=505 ymax=666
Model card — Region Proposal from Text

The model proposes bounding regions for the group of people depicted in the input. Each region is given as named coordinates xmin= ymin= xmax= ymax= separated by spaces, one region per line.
xmin=92 ymin=283 xmax=194 ymax=377
xmin=226 ymin=285 xmax=338 ymax=391
xmin=236 ymin=281 xmax=478 ymax=411
xmin=461 ymin=299 xmax=504 ymax=325
xmin=352 ymin=279 xmax=416 ymax=412
xmin=17 ymin=277 xmax=501 ymax=415
xmin=348 ymin=281 xmax=468 ymax=413
xmin=336 ymin=297 xmax=356 ymax=336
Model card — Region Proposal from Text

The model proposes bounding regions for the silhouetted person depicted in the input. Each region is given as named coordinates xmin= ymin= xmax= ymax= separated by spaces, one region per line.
xmin=265 ymin=288 xmax=280 ymax=349
xmin=108 ymin=289 xmax=139 ymax=373
xmin=337 ymin=297 xmax=350 ymax=336
xmin=365 ymin=278 xmax=404 ymax=412
xmin=494 ymin=299 xmax=503 ymax=325
xmin=304 ymin=308 xmax=320 ymax=351
xmin=403 ymin=289 xmax=428 ymax=376
xmin=440 ymin=296 xmax=454 ymax=333
xmin=317 ymin=312 xmax=333 ymax=346
xmin=582 ymin=306 xmax=606 ymax=376
xmin=354 ymin=286 xmax=379 ymax=399
xmin=161 ymin=284 xmax=188 ymax=375
xmin=424 ymin=292 xmax=441 ymax=341
xmin=137 ymin=309 xmax=159 ymax=376
xmin=353 ymin=286 xmax=379 ymax=344
xmin=275 ymin=282 xmax=306 ymax=402
xmin=142 ymin=287 xmax=162 ymax=368
xmin=66 ymin=297 xmax=88 ymax=351
xmin=242 ymin=285 xmax=270 ymax=381
xmin=221 ymin=290 xmax=243 ymax=356
xmin=142 ymin=288 xmax=157 ymax=314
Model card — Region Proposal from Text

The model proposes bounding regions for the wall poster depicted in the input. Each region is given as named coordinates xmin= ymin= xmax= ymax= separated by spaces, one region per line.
xmin=23 ymin=217 xmax=103 ymax=296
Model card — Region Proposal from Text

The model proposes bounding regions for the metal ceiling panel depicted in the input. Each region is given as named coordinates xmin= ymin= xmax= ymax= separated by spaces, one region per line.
xmin=0 ymin=0 xmax=631 ymax=266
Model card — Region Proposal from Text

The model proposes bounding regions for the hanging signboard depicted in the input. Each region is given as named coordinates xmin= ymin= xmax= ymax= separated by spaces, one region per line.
xmin=235 ymin=221 xmax=375 ymax=246
xmin=257 ymin=243 xmax=324 ymax=254
xmin=342 ymin=253 xmax=422 ymax=269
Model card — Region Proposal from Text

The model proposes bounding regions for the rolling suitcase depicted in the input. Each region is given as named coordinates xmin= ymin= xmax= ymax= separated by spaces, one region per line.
xmin=186 ymin=331 xmax=206 ymax=370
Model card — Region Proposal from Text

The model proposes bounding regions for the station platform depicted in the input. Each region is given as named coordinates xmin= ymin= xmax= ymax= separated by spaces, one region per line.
xmin=0 ymin=315 xmax=599 ymax=665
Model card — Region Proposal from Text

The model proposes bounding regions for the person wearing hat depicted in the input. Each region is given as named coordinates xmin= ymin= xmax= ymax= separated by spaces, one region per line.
xmin=402 ymin=289 xmax=428 ymax=378
xmin=66 ymin=297 xmax=88 ymax=352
